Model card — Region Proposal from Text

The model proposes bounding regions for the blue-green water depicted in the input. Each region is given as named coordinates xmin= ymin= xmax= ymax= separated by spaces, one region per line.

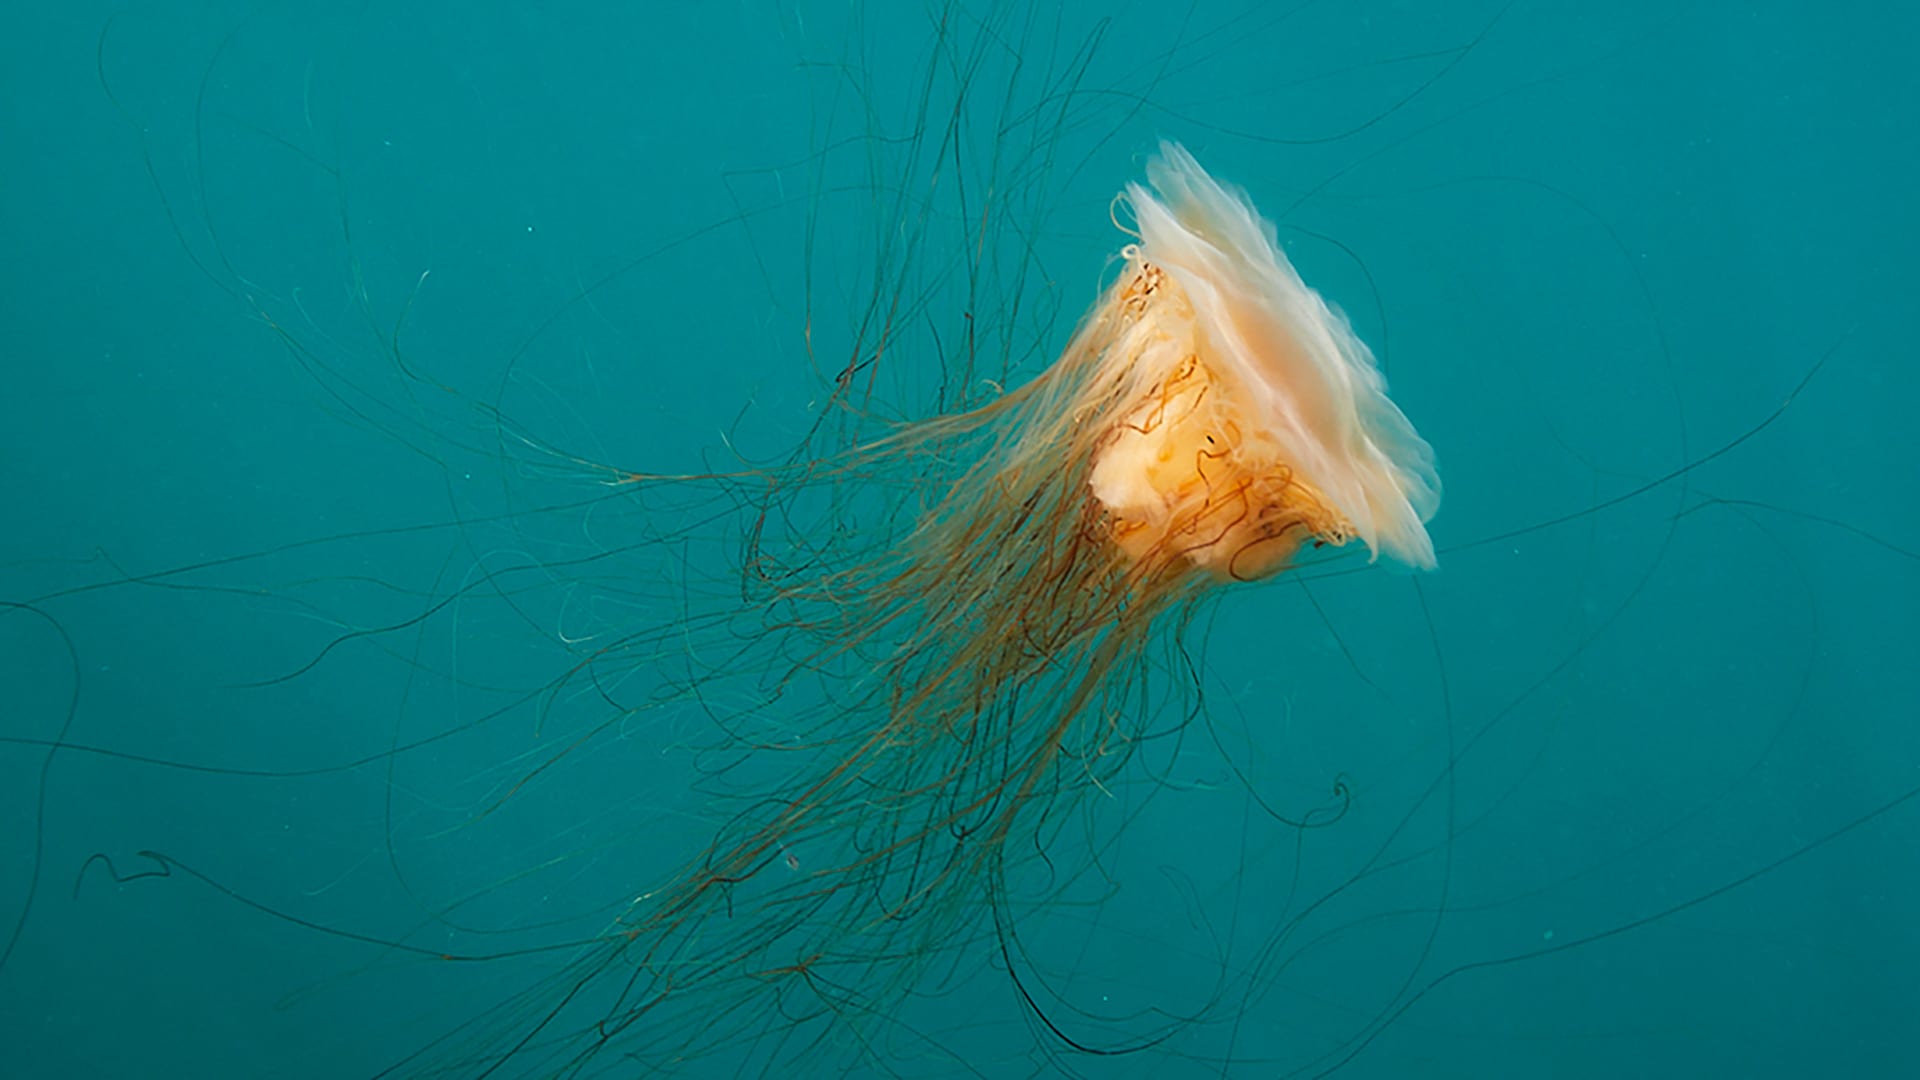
xmin=4 ymin=2 xmax=1916 ymax=1077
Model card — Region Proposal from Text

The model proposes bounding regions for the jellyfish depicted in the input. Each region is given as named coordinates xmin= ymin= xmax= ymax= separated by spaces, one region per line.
xmin=342 ymin=141 xmax=1438 ymax=1074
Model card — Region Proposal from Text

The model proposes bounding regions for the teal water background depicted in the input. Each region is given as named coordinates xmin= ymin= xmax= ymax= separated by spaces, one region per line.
xmin=4 ymin=2 xmax=1916 ymax=1076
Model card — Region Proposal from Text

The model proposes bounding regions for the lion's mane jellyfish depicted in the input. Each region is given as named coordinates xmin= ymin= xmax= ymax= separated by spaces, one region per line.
xmin=468 ymin=142 xmax=1439 ymax=1073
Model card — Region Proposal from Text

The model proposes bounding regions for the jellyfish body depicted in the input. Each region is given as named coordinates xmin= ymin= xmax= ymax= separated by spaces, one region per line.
xmin=1085 ymin=143 xmax=1441 ymax=578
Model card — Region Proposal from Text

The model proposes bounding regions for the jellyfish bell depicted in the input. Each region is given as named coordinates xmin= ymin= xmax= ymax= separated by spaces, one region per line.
xmin=1078 ymin=142 xmax=1440 ymax=580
